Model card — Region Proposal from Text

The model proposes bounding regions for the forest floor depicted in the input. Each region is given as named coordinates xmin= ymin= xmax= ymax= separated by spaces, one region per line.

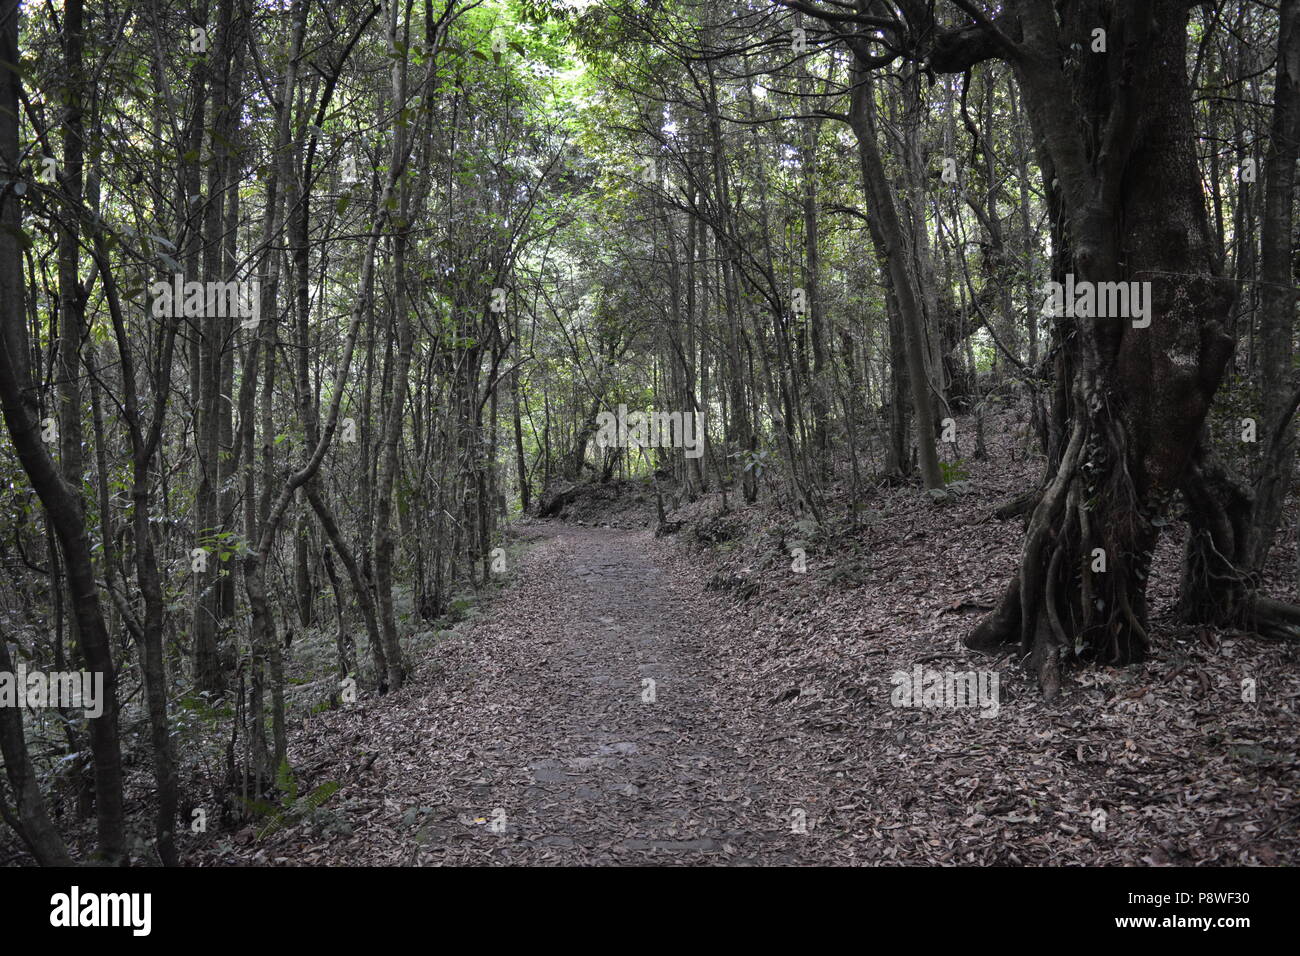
xmin=198 ymin=410 xmax=1300 ymax=866
xmin=205 ymin=523 xmax=849 ymax=864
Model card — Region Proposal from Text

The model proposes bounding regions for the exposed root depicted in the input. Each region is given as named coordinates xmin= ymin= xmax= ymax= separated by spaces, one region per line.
xmin=966 ymin=575 xmax=1021 ymax=650
xmin=968 ymin=401 xmax=1159 ymax=694
xmin=1238 ymin=594 xmax=1300 ymax=643
xmin=992 ymin=488 xmax=1040 ymax=522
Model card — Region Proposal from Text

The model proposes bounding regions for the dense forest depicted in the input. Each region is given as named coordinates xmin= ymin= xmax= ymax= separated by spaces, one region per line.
xmin=0 ymin=0 xmax=1295 ymax=875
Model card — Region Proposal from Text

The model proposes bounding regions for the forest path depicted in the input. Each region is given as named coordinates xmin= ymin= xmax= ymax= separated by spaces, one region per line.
xmin=248 ymin=514 xmax=1299 ymax=868
xmin=299 ymin=524 xmax=847 ymax=865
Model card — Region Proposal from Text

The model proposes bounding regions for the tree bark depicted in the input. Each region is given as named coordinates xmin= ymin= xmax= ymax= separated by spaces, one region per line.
xmin=950 ymin=0 xmax=1236 ymax=695
xmin=0 ymin=628 xmax=74 ymax=865
xmin=0 ymin=0 xmax=126 ymax=862
xmin=1246 ymin=0 xmax=1300 ymax=571
xmin=849 ymin=64 xmax=944 ymax=490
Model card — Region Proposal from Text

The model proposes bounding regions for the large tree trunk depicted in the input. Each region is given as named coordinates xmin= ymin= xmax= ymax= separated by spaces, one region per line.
xmin=952 ymin=0 xmax=1235 ymax=695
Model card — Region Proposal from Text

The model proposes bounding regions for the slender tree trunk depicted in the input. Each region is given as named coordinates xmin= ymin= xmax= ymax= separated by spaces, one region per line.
xmin=0 ymin=630 xmax=74 ymax=865
xmin=0 ymin=0 xmax=126 ymax=861
xmin=1246 ymin=0 xmax=1300 ymax=571
xmin=849 ymin=65 xmax=943 ymax=490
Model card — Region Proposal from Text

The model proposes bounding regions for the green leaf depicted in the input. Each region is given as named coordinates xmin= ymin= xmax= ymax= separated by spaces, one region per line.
xmin=300 ymin=782 xmax=341 ymax=815
xmin=275 ymin=758 xmax=297 ymax=805
xmin=256 ymin=814 xmax=287 ymax=840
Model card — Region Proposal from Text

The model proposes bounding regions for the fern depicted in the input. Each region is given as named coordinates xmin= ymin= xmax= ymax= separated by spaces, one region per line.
xmin=300 ymin=782 xmax=341 ymax=815
xmin=246 ymin=761 xmax=341 ymax=840
xmin=257 ymin=813 xmax=287 ymax=841
xmin=275 ymin=759 xmax=297 ymax=804
xmin=939 ymin=459 xmax=970 ymax=483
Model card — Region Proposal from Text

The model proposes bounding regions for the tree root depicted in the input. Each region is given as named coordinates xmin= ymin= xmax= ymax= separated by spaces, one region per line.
xmin=1238 ymin=593 xmax=1300 ymax=643
xmin=966 ymin=575 xmax=1021 ymax=650
xmin=992 ymin=488 xmax=1040 ymax=521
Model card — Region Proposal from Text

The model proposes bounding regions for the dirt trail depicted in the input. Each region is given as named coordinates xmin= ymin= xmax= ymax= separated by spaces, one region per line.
xmin=228 ymin=514 xmax=1297 ymax=867
xmin=280 ymin=525 xmax=846 ymax=865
